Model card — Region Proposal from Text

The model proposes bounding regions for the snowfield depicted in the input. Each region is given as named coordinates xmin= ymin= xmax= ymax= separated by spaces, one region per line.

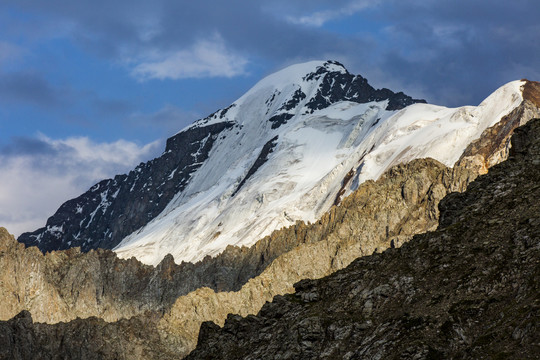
xmin=113 ymin=61 xmax=524 ymax=265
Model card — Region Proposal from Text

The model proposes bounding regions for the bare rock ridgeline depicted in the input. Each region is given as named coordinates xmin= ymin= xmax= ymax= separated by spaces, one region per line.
xmin=187 ymin=118 xmax=540 ymax=360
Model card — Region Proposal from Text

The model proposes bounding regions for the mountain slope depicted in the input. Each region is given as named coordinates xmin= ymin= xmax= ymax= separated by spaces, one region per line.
xmin=2 ymin=118 xmax=539 ymax=360
xmin=186 ymin=118 xmax=540 ymax=360
xmin=18 ymin=61 xmax=423 ymax=262
xmin=0 ymin=155 xmax=477 ymax=359
xmin=111 ymin=77 xmax=536 ymax=265
xmin=17 ymin=121 xmax=234 ymax=253
xmin=18 ymin=62 xmax=539 ymax=267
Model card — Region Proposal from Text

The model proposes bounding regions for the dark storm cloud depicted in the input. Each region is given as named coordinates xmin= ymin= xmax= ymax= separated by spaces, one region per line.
xmin=0 ymin=0 xmax=363 ymax=65
xmin=351 ymin=0 xmax=540 ymax=105
xmin=0 ymin=137 xmax=78 ymax=173
xmin=1 ymin=0 xmax=538 ymax=106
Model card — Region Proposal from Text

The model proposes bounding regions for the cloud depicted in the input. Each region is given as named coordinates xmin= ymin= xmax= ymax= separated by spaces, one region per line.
xmin=0 ymin=136 xmax=60 ymax=156
xmin=1 ymin=1 xmax=539 ymax=108
xmin=131 ymin=35 xmax=249 ymax=80
xmin=285 ymin=0 xmax=378 ymax=27
xmin=0 ymin=135 xmax=161 ymax=237
xmin=0 ymin=71 xmax=64 ymax=107
xmin=314 ymin=0 xmax=540 ymax=106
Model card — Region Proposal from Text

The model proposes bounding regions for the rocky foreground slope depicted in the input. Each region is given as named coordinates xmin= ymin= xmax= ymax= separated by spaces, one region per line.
xmin=0 ymin=80 xmax=538 ymax=358
xmin=0 ymin=118 xmax=538 ymax=359
xmin=187 ymin=119 xmax=540 ymax=359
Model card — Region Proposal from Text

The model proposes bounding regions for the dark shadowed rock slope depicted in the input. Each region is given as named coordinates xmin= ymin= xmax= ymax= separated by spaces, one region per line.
xmin=187 ymin=119 xmax=540 ymax=359
xmin=17 ymin=121 xmax=235 ymax=252
xmin=0 ymin=310 xmax=178 ymax=360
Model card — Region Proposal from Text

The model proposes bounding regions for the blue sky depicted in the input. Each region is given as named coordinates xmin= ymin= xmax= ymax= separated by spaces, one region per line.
xmin=1 ymin=0 xmax=539 ymax=235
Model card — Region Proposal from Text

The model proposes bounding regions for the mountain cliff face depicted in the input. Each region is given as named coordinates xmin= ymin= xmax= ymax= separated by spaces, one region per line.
xmin=0 ymin=156 xmax=477 ymax=322
xmin=17 ymin=121 xmax=234 ymax=253
xmin=18 ymin=60 xmax=423 ymax=260
xmin=21 ymin=62 xmax=538 ymax=267
xmin=187 ymin=118 xmax=540 ymax=360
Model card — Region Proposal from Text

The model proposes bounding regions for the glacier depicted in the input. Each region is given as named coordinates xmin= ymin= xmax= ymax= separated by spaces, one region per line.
xmin=112 ymin=61 xmax=524 ymax=265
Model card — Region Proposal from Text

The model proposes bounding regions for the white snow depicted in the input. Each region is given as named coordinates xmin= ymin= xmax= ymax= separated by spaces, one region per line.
xmin=113 ymin=61 xmax=524 ymax=265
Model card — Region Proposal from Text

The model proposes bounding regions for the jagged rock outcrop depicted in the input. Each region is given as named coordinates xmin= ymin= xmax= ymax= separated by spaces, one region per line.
xmin=297 ymin=60 xmax=424 ymax=113
xmin=458 ymin=80 xmax=540 ymax=173
xmin=0 ymin=310 xmax=175 ymax=360
xmin=187 ymin=119 xmax=540 ymax=360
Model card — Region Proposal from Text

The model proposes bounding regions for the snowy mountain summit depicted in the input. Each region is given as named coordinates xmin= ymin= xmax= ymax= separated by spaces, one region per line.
xmin=19 ymin=61 xmax=537 ymax=265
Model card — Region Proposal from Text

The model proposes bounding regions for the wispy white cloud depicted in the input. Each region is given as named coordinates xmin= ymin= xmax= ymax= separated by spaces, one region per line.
xmin=0 ymin=135 xmax=161 ymax=237
xmin=131 ymin=35 xmax=249 ymax=81
xmin=286 ymin=0 xmax=379 ymax=27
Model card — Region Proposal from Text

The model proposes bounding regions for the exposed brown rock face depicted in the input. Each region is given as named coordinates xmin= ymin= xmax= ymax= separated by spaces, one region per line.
xmin=0 ymin=229 xmax=217 ymax=323
xmin=187 ymin=118 xmax=540 ymax=360
xmin=458 ymin=80 xmax=540 ymax=173
xmin=0 ymin=156 xmax=480 ymax=359
xmin=522 ymin=80 xmax=540 ymax=107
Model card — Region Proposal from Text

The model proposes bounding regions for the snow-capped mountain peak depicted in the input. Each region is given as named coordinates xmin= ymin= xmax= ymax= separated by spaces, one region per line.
xmin=19 ymin=61 xmax=540 ymax=266
xmin=187 ymin=60 xmax=422 ymax=132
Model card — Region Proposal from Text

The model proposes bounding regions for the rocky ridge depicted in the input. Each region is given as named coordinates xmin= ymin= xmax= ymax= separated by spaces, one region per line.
xmin=0 ymin=311 xmax=175 ymax=360
xmin=187 ymin=118 xmax=540 ymax=359
xmin=0 ymin=155 xmax=477 ymax=318
xmin=0 ymin=154 xmax=479 ymax=359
